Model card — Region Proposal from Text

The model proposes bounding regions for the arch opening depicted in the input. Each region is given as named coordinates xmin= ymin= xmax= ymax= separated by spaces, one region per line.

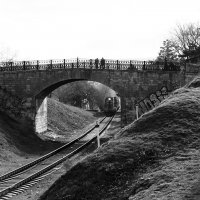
xmin=34 ymin=79 xmax=121 ymax=134
xmin=35 ymin=79 xmax=85 ymax=133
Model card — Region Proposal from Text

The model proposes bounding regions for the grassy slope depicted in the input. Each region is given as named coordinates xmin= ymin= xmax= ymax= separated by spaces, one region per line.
xmin=0 ymin=98 xmax=96 ymax=174
xmin=0 ymin=111 xmax=62 ymax=174
xmin=47 ymin=98 xmax=96 ymax=140
xmin=0 ymin=112 xmax=61 ymax=156
xmin=40 ymin=77 xmax=200 ymax=200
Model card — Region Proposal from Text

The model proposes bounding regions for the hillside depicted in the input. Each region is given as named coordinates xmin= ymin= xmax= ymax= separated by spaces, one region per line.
xmin=40 ymin=77 xmax=200 ymax=200
xmin=0 ymin=111 xmax=62 ymax=174
xmin=46 ymin=98 xmax=97 ymax=141
xmin=0 ymin=98 xmax=97 ymax=174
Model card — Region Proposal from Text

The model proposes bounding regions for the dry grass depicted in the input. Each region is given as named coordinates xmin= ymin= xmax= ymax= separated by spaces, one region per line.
xmin=40 ymin=77 xmax=200 ymax=200
xmin=129 ymin=149 xmax=200 ymax=200
xmin=47 ymin=98 xmax=97 ymax=140
xmin=0 ymin=111 xmax=62 ymax=156
xmin=0 ymin=111 xmax=62 ymax=174
xmin=0 ymin=98 xmax=97 ymax=174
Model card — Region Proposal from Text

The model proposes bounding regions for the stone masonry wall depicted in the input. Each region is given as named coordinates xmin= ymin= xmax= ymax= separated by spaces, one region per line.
xmin=184 ymin=63 xmax=200 ymax=83
xmin=0 ymin=85 xmax=35 ymax=126
xmin=108 ymin=70 xmax=184 ymax=125
xmin=35 ymin=97 xmax=47 ymax=133
xmin=0 ymin=68 xmax=189 ymax=131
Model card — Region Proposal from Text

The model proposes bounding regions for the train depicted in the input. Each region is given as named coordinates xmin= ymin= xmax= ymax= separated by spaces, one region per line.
xmin=104 ymin=96 xmax=120 ymax=116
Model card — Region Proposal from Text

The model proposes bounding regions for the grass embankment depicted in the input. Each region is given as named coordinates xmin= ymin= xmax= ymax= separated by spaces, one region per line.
xmin=40 ymin=77 xmax=200 ymax=200
xmin=47 ymin=98 xmax=97 ymax=140
xmin=0 ymin=110 xmax=62 ymax=174
xmin=0 ymin=98 xmax=96 ymax=174
xmin=0 ymin=111 xmax=61 ymax=157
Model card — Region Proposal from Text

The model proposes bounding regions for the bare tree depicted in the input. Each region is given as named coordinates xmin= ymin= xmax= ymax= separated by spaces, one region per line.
xmin=172 ymin=23 xmax=200 ymax=56
xmin=0 ymin=45 xmax=17 ymax=66
xmin=157 ymin=23 xmax=200 ymax=61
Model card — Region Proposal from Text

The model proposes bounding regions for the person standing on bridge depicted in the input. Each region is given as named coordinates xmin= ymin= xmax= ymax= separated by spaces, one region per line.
xmin=95 ymin=58 xmax=99 ymax=69
xmin=89 ymin=59 xmax=93 ymax=69
xmin=100 ymin=57 xmax=105 ymax=69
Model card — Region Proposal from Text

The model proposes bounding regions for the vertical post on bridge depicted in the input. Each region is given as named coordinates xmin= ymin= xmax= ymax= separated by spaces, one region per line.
xmin=10 ymin=61 xmax=13 ymax=71
xmin=77 ymin=57 xmax=79 ymax=68
xmin=95 ymin=121 xmax=100 ymax=148
xmin=37 ymin=60 xmax=39 ymax=70
xmin=23 ymin=61 xmax=26 ymax=70
xmin=63 ymin=59 xmax=65 ymax=69
xmin=50 ymin=60 xmax=53 ymax=69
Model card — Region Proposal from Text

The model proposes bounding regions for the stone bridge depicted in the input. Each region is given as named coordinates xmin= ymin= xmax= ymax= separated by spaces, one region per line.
xmin=0 ymin=58 xmax=196 ymax=133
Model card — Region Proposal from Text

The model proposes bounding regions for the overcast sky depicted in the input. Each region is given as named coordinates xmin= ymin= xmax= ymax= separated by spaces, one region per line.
xmin=0 ymin=0 xmax=199 ymax=61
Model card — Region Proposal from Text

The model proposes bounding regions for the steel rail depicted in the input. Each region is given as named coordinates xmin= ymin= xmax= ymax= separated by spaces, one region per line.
xmin=0 ymin=115 xmax=114 ymax=198
xmin=0 ymin=117 xmax=106 ymax=182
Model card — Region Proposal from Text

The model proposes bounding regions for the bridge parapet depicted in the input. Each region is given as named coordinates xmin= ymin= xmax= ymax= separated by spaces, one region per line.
xmin=0 ymin=58 xmax=181 ymax=72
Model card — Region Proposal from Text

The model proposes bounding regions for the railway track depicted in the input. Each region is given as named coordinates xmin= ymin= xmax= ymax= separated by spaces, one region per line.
xmin=0 ymin=115 xmax=115 ymax=199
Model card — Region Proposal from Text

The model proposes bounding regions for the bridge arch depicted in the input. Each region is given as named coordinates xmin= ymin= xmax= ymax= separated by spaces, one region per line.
xmin=35 ymin=79 xmax=86 ymax=99
xmin=35 ymin=78 xmax=85 ymax=133
xmin=34 ymin=78 xmax=119 ymax=133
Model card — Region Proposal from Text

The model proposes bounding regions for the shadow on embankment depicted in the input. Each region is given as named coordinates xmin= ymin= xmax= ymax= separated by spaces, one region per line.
xmin=39 ymin=76 xmax=200 ymax=200
xmin=0 ymin=112 xmax=62 ymax=156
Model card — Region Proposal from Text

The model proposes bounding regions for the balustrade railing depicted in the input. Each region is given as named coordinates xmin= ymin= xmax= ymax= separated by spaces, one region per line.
xmin=0 ymin=58 xmax=181 ymax=72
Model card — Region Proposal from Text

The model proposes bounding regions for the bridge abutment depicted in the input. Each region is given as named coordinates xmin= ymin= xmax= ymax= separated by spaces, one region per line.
xmin=35 ymin=97 xmax=48 ymax=133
